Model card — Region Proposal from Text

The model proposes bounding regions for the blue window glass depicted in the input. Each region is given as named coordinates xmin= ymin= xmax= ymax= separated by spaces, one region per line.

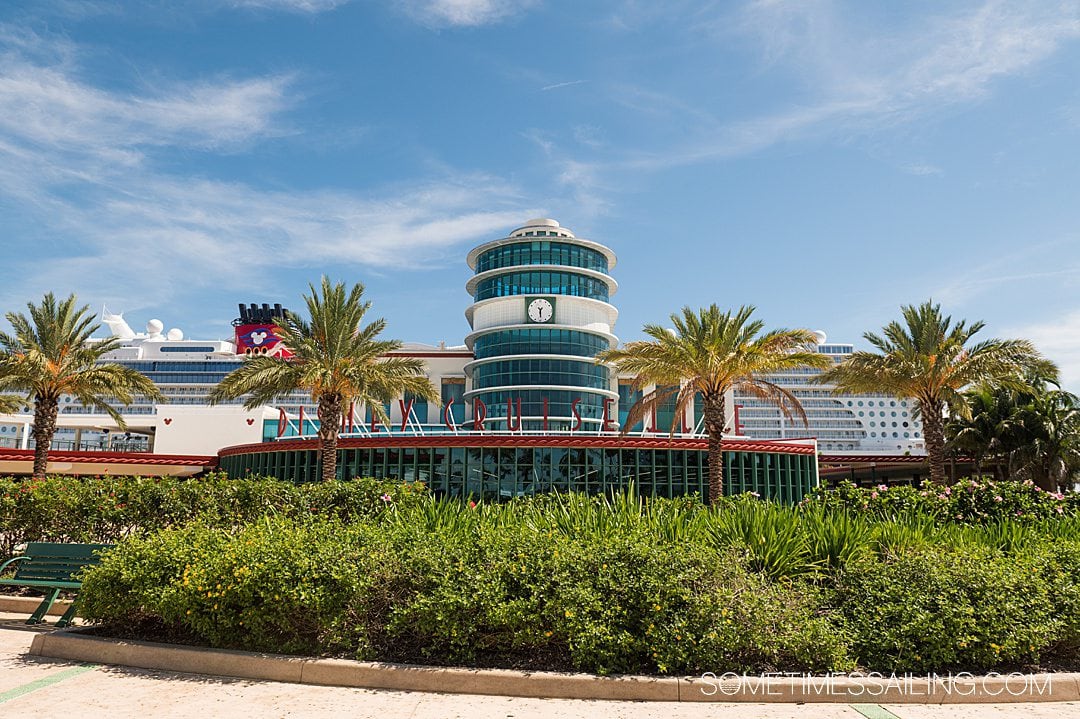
xmin=471 ymin=358 xmax=610 ymax=391
xmin=472 ymin=329 xmax=609 ymax=359
xmin=441 ymin=380 xmax=466 ymax=425
xmin=618 ymin=382 xmax=643 ymax=432
xmin=474 ymin=271 xmax=609 ymax=301
xmin=476 ymin=241 xmax=608 ymax=274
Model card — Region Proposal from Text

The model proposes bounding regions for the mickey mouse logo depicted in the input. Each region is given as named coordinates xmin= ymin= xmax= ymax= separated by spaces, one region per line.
xmin=250 ymin=330 xmax=269 ymax=346
xmin=246 ymin=418 xmax=255 ymax=425
xmin=163 ymin=418 xmax=172 ymax=425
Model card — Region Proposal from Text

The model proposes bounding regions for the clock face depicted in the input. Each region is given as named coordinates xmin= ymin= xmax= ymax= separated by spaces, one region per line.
xmin=527 ymin=297 xmax=554 ymax=323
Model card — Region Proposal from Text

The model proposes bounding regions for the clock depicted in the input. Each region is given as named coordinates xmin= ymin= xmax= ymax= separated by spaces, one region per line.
xmin=526 ymin=296 xmax=555 ymax=324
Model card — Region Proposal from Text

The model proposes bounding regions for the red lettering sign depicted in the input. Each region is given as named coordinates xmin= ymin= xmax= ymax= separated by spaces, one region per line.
xmin=473 ymin=398 xmax=487 ymax=431
xmin=506 ymin=397 xmax=522 ymax=431
xmin=571 ymin=398 xmax=583 ymax=432
xmin=601 ymin=397 xmax=615 ymax=432
xmin=399 ymin=398 xmax=415 ymax=432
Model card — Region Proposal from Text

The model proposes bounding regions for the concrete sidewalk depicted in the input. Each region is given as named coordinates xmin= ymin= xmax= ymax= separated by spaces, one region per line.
xmin=1 ymin=613 xmax=1078 ymax=718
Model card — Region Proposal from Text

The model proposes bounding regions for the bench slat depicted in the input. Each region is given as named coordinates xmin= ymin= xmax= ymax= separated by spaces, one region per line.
xmin=3 ymin=543 xmax=113 ymax=585
xmin=0 ymin=578 xmax=82 ymax=589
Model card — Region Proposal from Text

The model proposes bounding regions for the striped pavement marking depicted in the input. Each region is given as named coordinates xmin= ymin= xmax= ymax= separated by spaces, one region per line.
xmin=850 ymin=705 xmax=903 ymax=719
xmin=0 ymin=663 xmax=99 ymax=704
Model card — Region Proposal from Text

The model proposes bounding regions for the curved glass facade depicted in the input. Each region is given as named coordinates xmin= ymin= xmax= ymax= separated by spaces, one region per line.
xmin=220 ymin=442 xmax=819 ymax=503
xmin=476 ymin=241 xmax=609 ymax=274
xmin=471 ymin=358 xmax=610 ymax=391
xmin=474 ymin=270 xmax=609 ymax=302
xmin=472 ymin=328 xmax=611 ymax=360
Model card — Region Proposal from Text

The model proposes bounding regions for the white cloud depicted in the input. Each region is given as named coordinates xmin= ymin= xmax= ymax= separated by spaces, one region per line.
xmin=0 ymin=29 xmax=536 ymax=317
xmin=400 ymin=0 xmax=538 ymax=28
xmin=0 ymin=41 xmax=293 ymax=160
xmin=1007 ymin=311 xmax=1080 ymax=392
xmin=228 ymin=0 xmax=350 ymax=12
xmin=618 ymin=0 xmax=1080 ymax=169
xmin=541 ymin=80 xmax=587 ymax=92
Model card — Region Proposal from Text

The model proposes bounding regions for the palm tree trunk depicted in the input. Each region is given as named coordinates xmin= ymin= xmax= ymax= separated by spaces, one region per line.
xmin=31 ymin=396 xmax=59 ymax=480
xmin=317 ymin=395 xmax=343 ymax=482
xmin=920 ymin=400 xmax=947 ymax=485
xmin=703 ymin=393 xmax=726 ymax=505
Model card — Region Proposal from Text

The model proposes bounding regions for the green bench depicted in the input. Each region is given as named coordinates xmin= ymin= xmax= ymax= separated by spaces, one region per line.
xmin=0 ymin=542 xmax=113 ymax=627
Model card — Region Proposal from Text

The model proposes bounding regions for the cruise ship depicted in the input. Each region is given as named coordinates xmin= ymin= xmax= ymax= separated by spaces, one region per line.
xmin=735 ymin=335 xmax=924 ymax=455
xmin=0 ymin=218 xmax=924 ymax=488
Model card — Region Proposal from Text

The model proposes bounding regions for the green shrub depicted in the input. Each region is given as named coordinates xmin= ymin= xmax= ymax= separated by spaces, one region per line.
xmin=799 ymin=507 xmax=872 ymax=573
xmin=802 ymin=480 xmax=942 ymax=519
xmin=701 ymin=501 xmax=818 ymax=580
xmin=79 ymin=506 xmax=853 ymax=675
xmin=806 ymin=478 xmax=1073 ymax=525
xmin=939 ymin=477 xmax=1069 ymax=523
xmin=838 ymin=545 xmax=1065 ymax=671
xmin=0 ymin=473 xmax=424 ymax=558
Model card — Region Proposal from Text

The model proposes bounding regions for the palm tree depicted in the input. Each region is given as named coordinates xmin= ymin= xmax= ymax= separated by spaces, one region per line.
xmin=209 ymin=278 xmax=438 ymax=482
xmin=596 ymin=305 xmax=831 ymax=504
xmin=0 ymin=293 xmax=165 ymax=478
xmin=946 ymin=385 xmax=1022 ymax=479
xmin=0 ymin=395 xmax=23 ymax=414
xmin=1013 ymin=387 xmax=1080 ymax=492
xmin=816 ymin=301 xmax=1054 ymax=486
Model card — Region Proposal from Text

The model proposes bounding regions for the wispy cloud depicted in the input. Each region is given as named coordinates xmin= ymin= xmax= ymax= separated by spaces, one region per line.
xmin=900 ymin=162 xmax=944 ymax=177
xmin=227 ymin=0 xmax=349 ymax=12
xmin=399 ymin=0 xmax=538 ymax=28
xmin=927 ymin=238 xmax=1080 ymax=307
xmin=1007 ymin=310 xmax=1080 ymax=392
xmin=615 ymin=0 xmax=1080 ymax=169
xmin=522 ymin=129 xmax=610 ymax=217
xmin=0 ymin=29 xmax=294 ymax=161
xmin=541 ymin=79 xmax=587 ymax=92
xmin=0 ymin=28 xmax=535 ymax=318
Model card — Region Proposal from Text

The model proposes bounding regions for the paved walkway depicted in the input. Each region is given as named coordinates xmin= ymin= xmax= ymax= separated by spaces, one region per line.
xmin=2 ymin=613 xmax=1079 ymax=718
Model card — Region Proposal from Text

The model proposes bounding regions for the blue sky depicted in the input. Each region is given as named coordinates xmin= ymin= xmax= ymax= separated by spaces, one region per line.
xmin=1 ymin=1 xmax=1079 ymax=389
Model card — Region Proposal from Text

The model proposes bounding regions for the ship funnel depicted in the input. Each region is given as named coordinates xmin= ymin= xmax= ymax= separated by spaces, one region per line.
xmin=101 ymin=307 xmax=136 ymax=340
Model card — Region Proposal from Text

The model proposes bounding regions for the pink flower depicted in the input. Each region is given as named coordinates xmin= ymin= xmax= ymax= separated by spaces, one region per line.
xmin=380 ymin=493 xmax=392 ymax=503
xmin=994 ymin=496 xmax=1003 ymax=503
xmin=877 ymin=484 xmax=888 ymax=492
xmin=870 ymin=491 xmax=879 ymax=499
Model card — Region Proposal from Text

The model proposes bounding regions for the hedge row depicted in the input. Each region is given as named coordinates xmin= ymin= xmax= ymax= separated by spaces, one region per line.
xmin=801 ymin=477 xmax=1075 ymax=523
xmin=0 ymin=473 xmax=424 ymax=559
xmin=76 ymin=492 xmax=1080 ymax=675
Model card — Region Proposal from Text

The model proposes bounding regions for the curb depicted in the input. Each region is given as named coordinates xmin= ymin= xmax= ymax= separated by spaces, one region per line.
xmin=0 ymin=595 xmax=73 ymax=618
xmin=27 ymin=631 xmax=1080 ymax=703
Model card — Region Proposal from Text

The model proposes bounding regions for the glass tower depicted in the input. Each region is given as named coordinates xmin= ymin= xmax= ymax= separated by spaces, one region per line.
xmin=464 ymin=219 xmax=619 ymax=430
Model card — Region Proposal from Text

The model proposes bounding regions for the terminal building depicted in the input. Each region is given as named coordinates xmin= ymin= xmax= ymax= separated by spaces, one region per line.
xmin=0 ymin=219 xmax=925 ymax=497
